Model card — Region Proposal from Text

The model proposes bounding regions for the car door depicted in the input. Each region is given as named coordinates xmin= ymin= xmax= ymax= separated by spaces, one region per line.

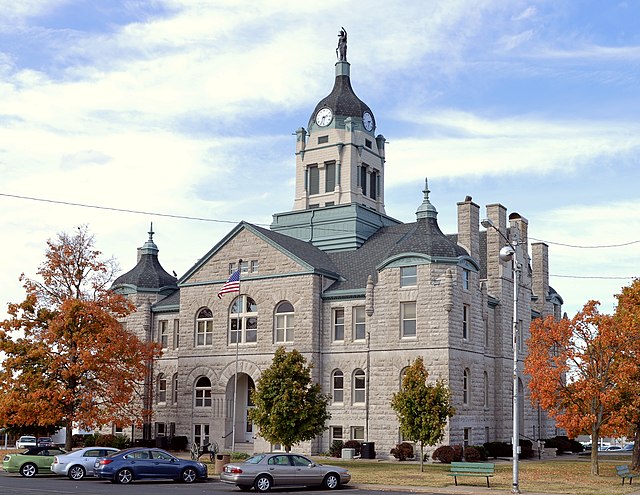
xmin=124 ymin=450 xmax=155 ymax=478
xmin=266 ymin=455 xmax=297 ymax=486
xmin=149 ymin=449 xmax=181 ymax=478
xmin=289 ymin=454 xmax=318 ymax=486
xmin=82 ymin=449 xmax=105 ymax=473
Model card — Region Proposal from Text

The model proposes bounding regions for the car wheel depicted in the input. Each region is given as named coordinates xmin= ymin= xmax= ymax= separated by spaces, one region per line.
xmin=238 ymin=485 xmax=253 ymax=491
xmin=323 ymin=473 xmax=340 ymax=490
xmin=181 ymin=467 xmax=197 ymax=483
xmin=254 ymin=474 xmax=273 ymax=492
xmin=20 ymin=463 xmax=37 ymax=477
xmin=116 ymin=468 xmax=134 ymax=484
xmin=68 ymin=465 xmax=86 ymax=480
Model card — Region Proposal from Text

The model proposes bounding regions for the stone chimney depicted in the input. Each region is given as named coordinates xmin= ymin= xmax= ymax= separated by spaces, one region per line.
xmin=532 ymin=242 xmax=549 ymax=316
xmin=457 ymin=195 xmax=480 ymax=260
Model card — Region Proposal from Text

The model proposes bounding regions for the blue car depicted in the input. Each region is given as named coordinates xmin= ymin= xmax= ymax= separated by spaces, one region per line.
xmin=93 ymin=447 xmax=207 ymax=484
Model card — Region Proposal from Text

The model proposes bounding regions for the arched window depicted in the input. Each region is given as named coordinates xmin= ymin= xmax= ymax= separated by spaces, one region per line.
xmin=229 ymin=296 xmax=258 ymax=344
xmin=332 ymin=370 xmax=344 ymax=403
xmin=195 ymin=308 xmax=213 ymax=346
xmin=353 ymin=369 xmax=365 ymax=404
xmin=463 ymin=368 xmax=470 ymax=405
xmin=157 ymin=374 xmax=167 ymax=404
xmin=172 ymin=373 xmax=179 ymax=404
xmin=274 ymin=301 xmax=294 ymax=343
xmin=194 ymin=376 xmax=212 ymax=407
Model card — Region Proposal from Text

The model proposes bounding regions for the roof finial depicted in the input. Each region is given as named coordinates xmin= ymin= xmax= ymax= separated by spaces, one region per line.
xmin=416 ymin=177 xmax=438 ymax=220
xmin=148 ymin=222 xmax=154 ymax=241
xmin=140 ymin=222 xmax=159 ymax=256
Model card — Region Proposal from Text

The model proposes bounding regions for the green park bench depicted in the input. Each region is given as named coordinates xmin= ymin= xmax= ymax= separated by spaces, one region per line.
xmin=448 ymin=461 xmax=495 ymax=488
xmin=616 ymin=465 xmax=640 ymax=485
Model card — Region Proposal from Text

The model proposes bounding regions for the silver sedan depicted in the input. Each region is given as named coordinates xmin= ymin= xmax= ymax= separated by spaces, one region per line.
xmin=220 ymin=453 xmax=350 ymax=492
xmin=51 ymin=447 xmax=119 ymax=480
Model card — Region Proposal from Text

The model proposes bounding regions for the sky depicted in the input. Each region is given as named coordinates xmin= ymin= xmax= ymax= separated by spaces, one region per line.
xmin=0 ymin=0 xmax=638 ymax=320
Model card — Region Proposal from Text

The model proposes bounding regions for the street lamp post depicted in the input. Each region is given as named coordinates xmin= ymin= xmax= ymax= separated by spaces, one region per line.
xmin=481 ymin=218 xmax=521 ymax=494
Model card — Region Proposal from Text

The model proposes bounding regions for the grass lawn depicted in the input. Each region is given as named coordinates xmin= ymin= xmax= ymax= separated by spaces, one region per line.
xmin=312 ymin=455 xmax=638 ymax=495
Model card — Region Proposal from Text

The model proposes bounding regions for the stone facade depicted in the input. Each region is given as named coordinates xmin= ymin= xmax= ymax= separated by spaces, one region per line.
xmin=111 ymin=53 xmax=563 ymax=458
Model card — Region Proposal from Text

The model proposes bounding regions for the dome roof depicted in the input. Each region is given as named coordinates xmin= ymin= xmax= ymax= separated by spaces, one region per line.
xmin=309 ymin=62 xmax=375 ymax=130
xmin=112 ymin=226 xmax=177 ymax=292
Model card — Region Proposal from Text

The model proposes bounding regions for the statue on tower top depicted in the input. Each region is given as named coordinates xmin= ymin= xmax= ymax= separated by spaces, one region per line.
xmin=336 ymin=27 xmax=347 ymax=61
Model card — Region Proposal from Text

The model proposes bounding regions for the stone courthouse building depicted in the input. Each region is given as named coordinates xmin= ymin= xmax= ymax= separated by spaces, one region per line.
xmin=112 ymin=40 xmax=563 ymax=457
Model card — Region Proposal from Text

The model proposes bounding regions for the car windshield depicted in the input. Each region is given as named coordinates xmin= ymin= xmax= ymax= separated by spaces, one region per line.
xmin=246 ymin=454 xmax=267 ymax=464
xmin=20 ymin=437 xmax=36 ymax=442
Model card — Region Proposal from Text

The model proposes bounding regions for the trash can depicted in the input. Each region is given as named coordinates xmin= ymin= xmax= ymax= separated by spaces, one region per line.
xmin=341 ymin=448 xmax=355 ymax=459
xmin=214 ymin=453 xmax=231 ymax=475
xmin=361 ymin=442 xmax=376 ymax=459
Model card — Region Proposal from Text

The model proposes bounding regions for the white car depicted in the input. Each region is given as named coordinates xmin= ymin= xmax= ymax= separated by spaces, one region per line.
xmin=15 ymin=436 xmax=37 ymax=449
xmin=51 ymin=447 xmax=119 ymax=480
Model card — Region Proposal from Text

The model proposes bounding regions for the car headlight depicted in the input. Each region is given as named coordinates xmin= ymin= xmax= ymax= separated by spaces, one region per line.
xmin=3 ymin=455 xmax=10 ymax=461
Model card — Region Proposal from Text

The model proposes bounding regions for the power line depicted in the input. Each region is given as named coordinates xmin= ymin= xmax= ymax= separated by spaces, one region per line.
xmin=0 ymin=192 xmax=246 ymax=225
xmin=550 ymin=274 xmax=635 ymax=280
xmin=529 ymin=237 xmax=640 ymax=249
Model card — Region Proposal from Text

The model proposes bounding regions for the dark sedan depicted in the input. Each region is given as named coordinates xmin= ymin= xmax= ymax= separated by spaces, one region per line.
xmin=93 ymin=447 xmax=207 ymax=484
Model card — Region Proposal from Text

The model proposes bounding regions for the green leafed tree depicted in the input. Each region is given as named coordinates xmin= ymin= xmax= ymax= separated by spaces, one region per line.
xmin=249 ymin=347 xmax=330 ymax=452
xmin=391 ymin=356 xmax=455 ymax=471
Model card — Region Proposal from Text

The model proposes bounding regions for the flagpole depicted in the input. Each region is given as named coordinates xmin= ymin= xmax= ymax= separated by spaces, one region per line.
xmin=231 ymin=259 xmax=243 ymax=455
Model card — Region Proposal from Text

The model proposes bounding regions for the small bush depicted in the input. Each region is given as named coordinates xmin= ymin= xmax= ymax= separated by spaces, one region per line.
xmin=113 ymin=434 xmax=130 ymax=449
xmin=329 ymin=440 xmax=343 ymax=457
xmin=519 ymin=439 xmax=534 ymax=459
xmin=96 ymin=434 xmax=115 ymax=447
xmin=390 ymin=442 xmax=414 ymax=461
xmin=432 ymin=445 xmax=454 ymax=463
xmin=542 ymin=436 xmax=573 ymax=455
xmin=464 ymin=445 xmax=487 ymax=461
xmin=231 ymin=452 xmax=250 ymax=461
xmin=483 ymin=441 xmax=511 ymax=458
xmin=344 ymin=440 xmax=361 ymax=456
xmin=83 ymin=433 xmax=98 ymax=447
xmin=170 ymin=435 xmax=189 ymax=451
xmin=72 ymin=434 xmax=89 ymax=448
xmin=452 ymin=444 xmax=463 ymax=462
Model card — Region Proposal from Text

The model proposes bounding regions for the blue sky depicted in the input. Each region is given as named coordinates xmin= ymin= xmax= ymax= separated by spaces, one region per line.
xmin=0 ymin=0 xmax=638 ymax=319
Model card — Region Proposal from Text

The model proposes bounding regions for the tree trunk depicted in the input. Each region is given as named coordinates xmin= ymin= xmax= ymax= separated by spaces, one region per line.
xmin=632 ymin=423 xmax=640 ymax=471
xmin=420 ymin=443 xmax=424 ymax=472
xmin=590 ymin=426 xmax=600 ymax=476
xmin=65 ymin=420 xmax=73 ymax=451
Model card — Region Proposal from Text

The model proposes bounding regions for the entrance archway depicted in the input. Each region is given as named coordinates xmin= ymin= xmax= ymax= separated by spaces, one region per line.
xmin=225 ymin=373 xmax=255 ymax=448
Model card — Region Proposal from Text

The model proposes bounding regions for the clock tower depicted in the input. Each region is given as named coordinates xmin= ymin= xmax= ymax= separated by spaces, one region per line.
xmin=271 ymin=35 xmax=401 ymax=251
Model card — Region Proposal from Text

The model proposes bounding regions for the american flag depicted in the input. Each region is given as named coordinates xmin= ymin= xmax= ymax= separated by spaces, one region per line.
xmin=217 ymin=269 xmax=241 ymax=299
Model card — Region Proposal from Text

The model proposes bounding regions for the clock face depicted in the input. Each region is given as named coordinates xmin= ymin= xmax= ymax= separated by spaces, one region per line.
xmin=362 ymin=112 xmax=373 ymax=131
xmin=315 ymin=108 xmax=333 ymax=127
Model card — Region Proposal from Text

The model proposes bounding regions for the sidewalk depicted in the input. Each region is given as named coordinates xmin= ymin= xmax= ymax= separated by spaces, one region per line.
xmin=352 ymin=483 xmax=640 ymax=495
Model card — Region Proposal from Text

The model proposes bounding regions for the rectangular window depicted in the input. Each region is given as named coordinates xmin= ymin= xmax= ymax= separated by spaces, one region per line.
xmin=114 ymin=425 xmax=123 ymax=435
xmin=359 ymin=166 xmax=367 ymax=196
xmin=275 ymin=314 xmax=294 ymax=343
xmin=309 ymin=166 xmax=319 ymax=195
xmin=155 ymin=422 xmax=166 ymax=437
xmin=196 ymin=320 xmax=213 ymax=346
xmin=463 ymin=428 xmax=471 ymax=447
xmin=173 ymin=319 xmax=180 ymax=349
xmin=369 ymin=172 xmax=377 ymax=199
xmin=159 ymin=320 xmax=168 ymax=348
xmin=318 ymin=135 xmax=329 ymax=144
xmin=172 ymin=374 xmax=178 ymax=404
xmin=518 ymin=319 xmax=524 ymax=351
xmin=229 ymin=262 xmax=236 ymax=274
xmin=365 ymin=139 xmax=372 ymax=149
xmin=333 ymin=308 xmax=344 ymax=341
xmin=353 ymin=307 xmax=366 ymax=341
xmin=463 ymin=269 xmax=470 ymax=290
xmin=325 ymin=162 xmax=336 ymax=192
xmin=250 ymin=260 xmax=259 ymax=273
xmin=351 ymin=426 xmax=365 ymax=441
xmin=332 ymin=372 xmax=344 ymax=403
xmin=353 ymin=371 xmax=365 ymax=404
xmin=240 ymin=260 xmax=249 ymax=273
xmin=157 ymin=377 xmax=167 ymax=403
xmin=194 ymin=424 xmax=210 ymax=447
xmin=400 ymin=266 xmax=417 ymax=287
xmin=485 ymin=427 xmax=490 ymax=443
xmin=331 ymin=426 xmax=343 ymax=442
xmin=401 ymin=302 xmax=417 ymax=338
xmin=463 ymin=305 xmax=470 ymax=340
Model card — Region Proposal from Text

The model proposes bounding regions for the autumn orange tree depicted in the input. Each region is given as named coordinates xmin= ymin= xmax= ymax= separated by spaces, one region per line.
xmin=0 ymin=226 xmax=161 ymax=450
xmin=610 ymin=279 xmax=640 ymax=470
xmin=525 ymin=301 xmax=627 ymax=476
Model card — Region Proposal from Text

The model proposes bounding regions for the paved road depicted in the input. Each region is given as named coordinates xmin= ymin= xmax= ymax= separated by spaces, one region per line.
xmin=0 ymin=472 xmax=454 ymax=495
